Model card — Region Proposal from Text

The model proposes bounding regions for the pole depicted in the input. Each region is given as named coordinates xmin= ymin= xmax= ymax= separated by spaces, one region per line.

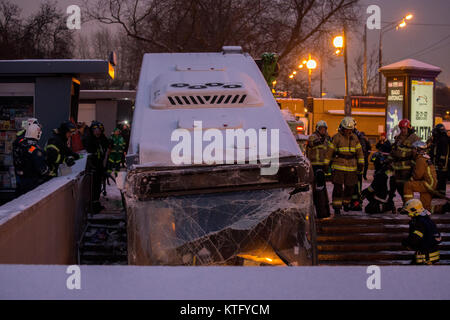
xmin=343 ymin=23 xmax=351 ymax=116
xmin=308 ymin=68 xmax=312 ymax=97
xmin=378 ymin=29 xmax=383 ymax=95
xmin=363 ymin=26 xmax=368 ymax=95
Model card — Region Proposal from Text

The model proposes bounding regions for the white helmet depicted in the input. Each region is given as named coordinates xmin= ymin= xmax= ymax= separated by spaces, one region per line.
xmin=25 ymin=123 xmax=42 ymax=140
xmin=316 ymin=120 xmax=328 ymax=129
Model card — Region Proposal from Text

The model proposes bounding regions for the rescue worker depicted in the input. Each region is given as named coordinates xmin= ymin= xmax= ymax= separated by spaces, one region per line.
xmin=400 ymin=199 xmax=441 ymax=265
xmin=12 ymin=118 xmax=39 ymax=169
xmin=428 ymin=123 xmax=448 ymax=196
xmin=13 ymin=120 xmax=49 ymax=196
xmin=350 ymin=120 xmax=366 ymax=211
xmin=306 ymin=120 xmax=330 ymax=218
xmin=106 ymin=127 xmax=126 ymax=177
xmin=83 ymin=121 xmax=109 ymax=214
xmin=361 ymin=152 xmax=396 ymax=214
xmin=45 ymin=121 xmax=80 ymax=177
xmin=403 ymin=140 xmax=437 ymax=212
xmin=390 ymin=119 xmax=420 ymax=200
xmin=324 ymin=117 xmax=365 ymax=215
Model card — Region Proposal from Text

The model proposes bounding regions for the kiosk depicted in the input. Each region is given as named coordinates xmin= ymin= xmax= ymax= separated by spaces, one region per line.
xmin=380 ymin=59 xmax=441 ymax=142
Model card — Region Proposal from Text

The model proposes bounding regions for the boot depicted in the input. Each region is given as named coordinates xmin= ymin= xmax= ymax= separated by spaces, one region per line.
xmin=334 ymin=207 xmax=341 ymax=215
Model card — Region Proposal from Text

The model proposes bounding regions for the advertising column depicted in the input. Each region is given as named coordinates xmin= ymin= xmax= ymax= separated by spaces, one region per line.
xmin=411 ymin=79 xmax=434 ymax=141
xmin=386 ymin=78 xmax=404 ymax=142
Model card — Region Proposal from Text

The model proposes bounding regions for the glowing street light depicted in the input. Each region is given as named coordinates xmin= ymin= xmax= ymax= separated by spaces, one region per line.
xmin=333 ymin=36 xmax=344 ymax=50
xmin=405 ymin=14 xmax=413 ymax=20
xmin=306 ymin=59 xmax=317 ymax=70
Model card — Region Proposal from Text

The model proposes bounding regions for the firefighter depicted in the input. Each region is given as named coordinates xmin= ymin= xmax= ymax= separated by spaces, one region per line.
xmin=106 ymin=127 xmax=126 ymax=177
xmin=13 ymin=121 xmax=49 ymax=196
xmin=351 ymin=120 xmax=367 ymax=210
xmin=361 ymin=152 xmax=396 ymax=214
xmin=400 ymin=199 xmax=441 ymax=265
xmin=324 ymin=117 xmax=365 ymax=215
xmin=390 ymin=119 xmax=420 ymax=200
xmin=306 ymin=120 xmax=330 ymax=218
xmin=83 ymin=121 xmax=110 ymax=214
xmin=45 ymin=121 xmax=80 ymax=177
xmin=428 ymin=123 xmax=448 ymax=196
xmin=403 ymin=140 xmax=437 ymax=212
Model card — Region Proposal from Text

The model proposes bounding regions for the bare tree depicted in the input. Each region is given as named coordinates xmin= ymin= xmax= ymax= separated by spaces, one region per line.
xmin=0 ymin=0 xmax=73 ymax=59
xmin=351 ymin=47 xmax=379 ymax=96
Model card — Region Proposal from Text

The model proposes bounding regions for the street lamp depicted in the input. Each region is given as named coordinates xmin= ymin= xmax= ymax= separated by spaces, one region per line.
xmin=378 ymin=13 xmax=414 ymax=94
xmin=306 ymin=55 xmax=317 ymax=98
xmin=333 ymin=26 xmax=351 ymax=116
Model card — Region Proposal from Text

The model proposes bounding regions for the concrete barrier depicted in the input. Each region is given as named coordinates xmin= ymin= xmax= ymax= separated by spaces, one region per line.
xmin=0 ymin=157 xmax=91 ymax=264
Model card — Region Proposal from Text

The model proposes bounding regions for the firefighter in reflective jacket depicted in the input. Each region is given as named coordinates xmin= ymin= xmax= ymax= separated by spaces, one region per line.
xmin=324 ymin=117 xmax=365 ymax=215
xmin=390 ymin=119 xmax=420 ymax=199
xmin=400 ymin=199 xmax=441 ymax=265
xmin=13 ymin=121 xmax=49 ymax=196
xmin=307 ymin=120 xmax=330 ymax=218
xmin=361 ymin=152 xmax=396 ymax=214
xmin=403 ymin=140 xmax=437 ymax=212
xmin=45 ymin=121 xmax=80 ymax=177
xmin=307 ymin=120 xmax=330 ymax=169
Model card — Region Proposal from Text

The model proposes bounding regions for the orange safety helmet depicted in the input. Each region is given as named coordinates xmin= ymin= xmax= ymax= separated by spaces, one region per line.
xmin=398 ymin=119 xmax=411 ymax=129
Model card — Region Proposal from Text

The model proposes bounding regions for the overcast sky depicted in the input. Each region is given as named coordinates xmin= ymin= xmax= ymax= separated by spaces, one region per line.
xmin=13 ymin=0 xmax=450 ymax=96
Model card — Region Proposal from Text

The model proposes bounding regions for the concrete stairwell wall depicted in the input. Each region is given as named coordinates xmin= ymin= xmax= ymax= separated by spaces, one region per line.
xmin=0 ymin=158 xmax=91 ymax=264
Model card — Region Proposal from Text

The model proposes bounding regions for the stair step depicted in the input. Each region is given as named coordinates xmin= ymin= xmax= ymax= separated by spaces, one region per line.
xmin=317 ymin=214 xmax=450 ymax=226
xmin=318 ymin=259 xmax=450 ymax=266
xmin=318 ymin=250 xmax=450 ymax=261
xmin=81 ymin=251 xmax=127 ymax=259
xmin=318 ymin=224 xmax=450 ymax=234
xmin=317 ymin=233 xmax=450 ymax=242
xmin=317 ymin=242 xmax=450 ymax=252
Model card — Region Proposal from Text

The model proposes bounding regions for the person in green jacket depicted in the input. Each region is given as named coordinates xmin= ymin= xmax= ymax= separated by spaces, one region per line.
xmin=107 ymin=127 xmax=126 ymax=176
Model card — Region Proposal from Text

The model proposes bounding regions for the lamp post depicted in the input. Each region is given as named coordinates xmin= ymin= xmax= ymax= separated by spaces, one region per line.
xmin=378 ymin=13 xmax=413 ymax=94
xmin=333 ymin=25 xmax=350 ymax=116
xmin=290 ymin=55 xmax=317 ymax=98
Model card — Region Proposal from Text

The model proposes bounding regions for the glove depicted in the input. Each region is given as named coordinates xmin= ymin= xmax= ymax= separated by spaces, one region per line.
xmin=66 ymin=156 xmax=75 ymax=167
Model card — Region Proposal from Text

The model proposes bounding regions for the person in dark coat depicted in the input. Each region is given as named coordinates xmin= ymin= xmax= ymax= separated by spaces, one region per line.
xmin=13 ymin=121 xmax=49 ymax=196
xmin=428 ymin=123 xmax=448 ymax=196
xmin=83 ymin=121 xmax=110 ymax=214
xmin=45 ymin=121 xmax=80 ymax=177
xmin=400 ymin=199 xmax=441 ymax=265
xmin=376 ymin=132 xmax=392 ymax=154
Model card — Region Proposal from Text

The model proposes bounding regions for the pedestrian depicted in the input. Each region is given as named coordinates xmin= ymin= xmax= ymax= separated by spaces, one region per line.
xmin=45 ymin=121 xmax=80 ymax=177
xmin=428 ymin=123 xmax=448 ymax=196
xmin=390 ymin=119 xmax=420 ymax=200
xmin=361 ymin=152 xmax=396 ymax=214
xmin=324 ymin=117 xmax=364 ymax=215
xmin=83 ymin=121 xmax=109 ymax=214
xmin=400 ymin=199 xmax=441 ymax=265
xmin=403 ymin=140 xmax=437 ymax=212
xmin=376 ymin=132 xmax=392 ymax=154
xmin=306 ymin=120 xmax=331 ymax=219
xmin=12 ymin=120 xmax=49 ymax=196
xmin=107 ymin=127 xmax=126 ymax=177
